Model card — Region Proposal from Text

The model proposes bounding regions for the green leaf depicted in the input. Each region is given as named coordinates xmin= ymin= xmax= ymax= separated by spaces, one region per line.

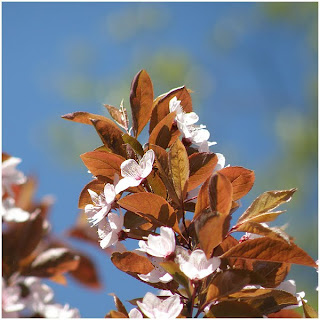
xmin=130 ymin=70 xmax=154 ymax=138
xmin=168 ymin=139 xmax=189 ymax=201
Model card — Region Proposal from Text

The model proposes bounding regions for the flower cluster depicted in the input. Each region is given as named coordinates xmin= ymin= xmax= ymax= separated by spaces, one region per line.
xmin=64 ymin=70 xmax=317 ymax=318
xmin=2 ymin=154 xmax=89 ymax=318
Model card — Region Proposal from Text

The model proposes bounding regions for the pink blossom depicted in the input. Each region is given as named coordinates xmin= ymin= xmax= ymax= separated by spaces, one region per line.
xmin=178 ymin=249 xmax=220 ymax=280
xmin=116 ymin=149 xmax=155 ymax=191
xmin=138 ymin=226 xmax=175 ymax=258
xmin=137 ymin=292 xmax=183 ymax=319
xmin=98 ymin=211 xmax=124 ymax=249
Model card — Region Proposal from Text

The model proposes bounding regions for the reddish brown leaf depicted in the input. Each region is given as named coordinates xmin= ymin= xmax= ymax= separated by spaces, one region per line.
xmin=149 ymin=86 xmax=192 ymax=134
xmin=302 ymin=300 xmax=318 ymax=318
xmin=243 ymin=289 xmax=298 ymax=315
xmin=111 ymin=251 xmax=154 ymax=274
xmin=220 ymin=237 xmax=317 ymax=267
xmin=90 ymin=119 xmax=126 ymax=157
xmin=195 ymin=212 xmax=231 ymax=258
xmin=194 ymin=173 xmax=234 ymax=257
xmin=252 ymin=261 xmax=291 ymax=288
xmin=243 ymin=211 xmax=286 ymax=224
xmin=130 ymin=70 xmax=154 ymax=137
xmin=169 ymin=139 xmax=189 ymax=201
xmin=49 ymin=274 xmax=67 ymax=285
xmin=70 ymin=253 xmax=101 ymax=290
xmin=3 ymin=212 xmax=44 ymax=272
xmin=149 ymin=112 xmax=176 ymax=149
xmin=2 ymin=152 xmax=11 ymax=162
xmin=105 ymin=310 xmax=127 ymax=318
xmin=219 ymin=166 xmax=255 ymax=200
xmin=118 ymin=193 xmax=180 ymax=234
xmin=122 ymin=134 xmax=144 ymax=157
xmin=80 ymin=151 xmax=125 ymax=179
xmin=268 ymin=309 xmax=302 ymax=318
xmin=104 ymin=103 xmax=128 ymax=131
xmin=124 ymin=210 xmax=151 ymax=230
xmin=67 ymin=212 xmax=100 ymax=247
xmin=206 ymin=301 xmax=263 ymax=318
xmin=61 ymin=111 xmax=110 ymax=125
xmin=237 ymin=189 xmax=297 ymax=225
xmin=233 ymin=221 xmax=290 ymax=243
xmin=206 ymin=270 xmax=253 ymax=303
xmin=24 ymin=248 xmax=80 ymax=277
xmin=147 ymin=170 xmax=167 ymax=199
xmin=193 ymin=176 xmax=211 ymax=220
xmin=15 ymin=177 xmax=37 ymax=212
xmin=109 ymin=293 xmax=128 ymax=317
xmin=208 ymin=172 xmax=233 ymax=216
xmin=150 ymin=144 xmax=180 ymax=206
xmin=187 ymin=152 xmax=218 ymax=192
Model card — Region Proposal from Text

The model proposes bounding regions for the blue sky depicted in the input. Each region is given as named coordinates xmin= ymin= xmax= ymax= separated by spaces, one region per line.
xmin=3 ymin=2 xmax=317 ymax=317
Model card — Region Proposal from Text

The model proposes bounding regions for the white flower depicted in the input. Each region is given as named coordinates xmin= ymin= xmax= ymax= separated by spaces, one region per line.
xmin=21 ymin=277 xmax=54 ymax=313
xmin=85 ymin=180 xmax=124 ymax=226
xmin=116 ymin=150 xmax=155 ymax=192
xmin=137 ymin=292 xmax=183 ymax=319
xmin=2 ymin=157 xmax=26 ymax=196
xmin=40 ymin=303 xmax=80 ymax=318
xmin=2 ymin=197 xmax=30 ymax=222
xmin=138 ymin=226 xmax=176 ymax=258
xmin=2 ymin=278 xmax=25 ymax=316
xmin=214 ymin=153 xmax=226 ymax=171
xmin=128 ymin=308 xmax=143 ymax=318
xmin=178 ymin=249 xmax=220 ymax=280
xmin=98 ymin=211 xmax=124 ymax=249
xmin=276 ymin=280 xmax=305 ymax=308
xmin=138 ymin=257 xmax=173 ymax=283
xmin=169 ymin=97 xmax=216 ymax=150
xmin=158 ymin=289 xmax=174 ymax=296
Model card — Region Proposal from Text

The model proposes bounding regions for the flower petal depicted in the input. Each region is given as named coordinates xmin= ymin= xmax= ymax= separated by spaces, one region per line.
xmin=100 ymin=231 xmax=118 ymax=249
xmin=139 ymin=150 xmax=155 ymax=179
xmin=121 ymin=159 xmax=143 ymax=179
xmin=183 ymin=112 xmax=199 ymax=126
xmin=103 ymin=184 xmax=116 ymax=204
xmin=87 ymin=205 xmax=110 ymax=226
xmin=87 ymin=189 xmax=100 ymax=205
